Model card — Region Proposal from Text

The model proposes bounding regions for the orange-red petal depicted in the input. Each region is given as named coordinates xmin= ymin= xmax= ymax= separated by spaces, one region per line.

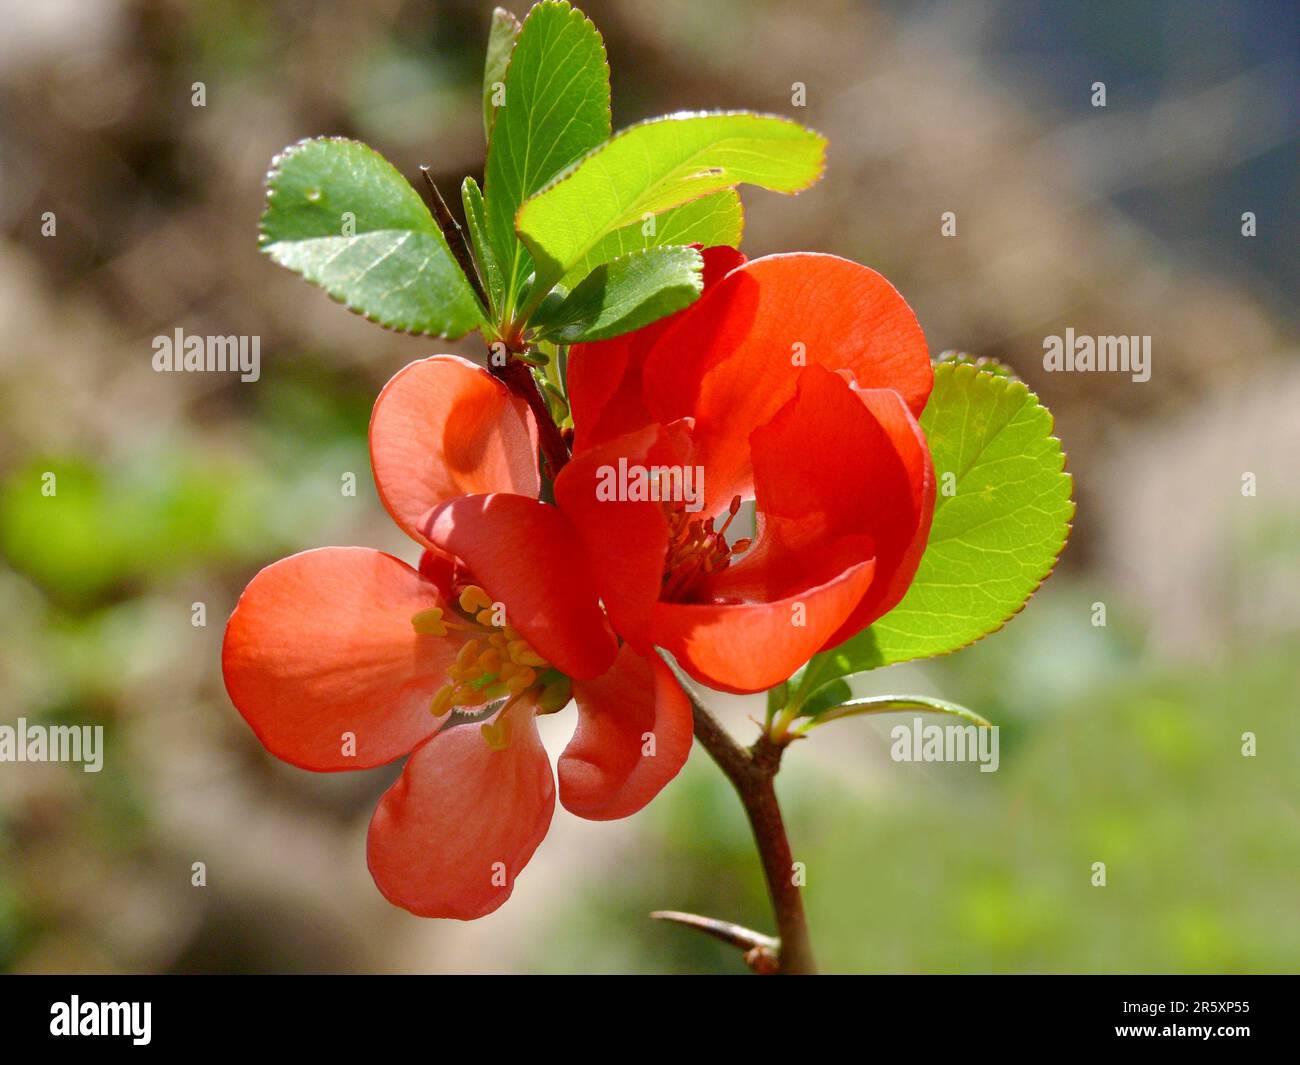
xmin=653 ymin=557 xmax=876 ymax=693
xmin=641 ymin=253 xmax=931 ymax=512
xmin=568 ymin=246 xmax=746 ymax=453
xmin=221 ymin=547 xmax=459 ymax=771
xmin=423 ymin=493 xmax=618 ymax=680
xmin=821 ymin=383 xmax=935 ymax=643
xmin=367 ymin=711 xmax=554 ymax=920
xmin=650 ymin=364 xmax=932 ymax=692
xmin=552 ymin=420 xmax=697 ymax=645
xmin=370 ymin=355 xmax=540 ymax=547
xmin=560 ymin=645 xmax=693 ymax=820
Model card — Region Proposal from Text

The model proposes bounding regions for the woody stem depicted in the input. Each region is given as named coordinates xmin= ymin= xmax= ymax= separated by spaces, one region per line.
xmin=688 ymin=696 xmax=817 ymax=975
xmin=494 ymin=356 xmax=571 ymax=480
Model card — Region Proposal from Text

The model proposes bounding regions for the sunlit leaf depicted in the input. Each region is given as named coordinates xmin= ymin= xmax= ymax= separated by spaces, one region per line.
xmin=791 ymin=362 xmax=1073 ymax=696
xmin=534 ymin=246 xmax=704 ymax=343
xmin=483 ymin=0 xmax=611 ymax=316
xmin=462 ymin=175 xmax=502 ymax=315
xmin=517 ymin=111 xmax=824 ymax=287
xmin=260 ymin=137 xmax=484 ymax=337
xmin=560 ymin=189 xmax=744 ymax=287
xmin=482 ymin=7 xmax=521 ymax=142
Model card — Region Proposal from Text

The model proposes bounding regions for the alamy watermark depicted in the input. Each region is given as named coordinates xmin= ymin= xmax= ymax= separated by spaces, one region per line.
xmin=50 ymin=997 xmax=150 ymax=1045
xmin=1043 ymin=328 xmax=1151 ymax=383
xmin=152 ymin=327 xmax=260 ymax=382
xmin=890 ymin=716 xmax=1000 ymax=773
xmin=595 ymin=458 xmax=704 ymax=513
xmin=0 ymin=718 xmax=103 ymax=773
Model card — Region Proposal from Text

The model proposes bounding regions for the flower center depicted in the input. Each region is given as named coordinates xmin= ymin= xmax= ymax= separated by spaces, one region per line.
xmin=660 ymin=495 xmax=752 ymax=602
xmin=411 ymin=584 xmax=571 ymax=746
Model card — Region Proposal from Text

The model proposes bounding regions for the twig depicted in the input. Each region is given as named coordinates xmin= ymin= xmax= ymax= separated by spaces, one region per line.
xmin=651 ymin=911 xmax=780 ymax=974
xmin=494 ymin=356 xmax=572 ymax=480
xmin=683 ymin=690 xmax=818 ymax=975
xmin=418 ymin=166 xmax=490 ymax=316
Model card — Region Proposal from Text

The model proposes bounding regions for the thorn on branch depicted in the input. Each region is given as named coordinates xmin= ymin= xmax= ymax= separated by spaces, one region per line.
xmin=650 ymin=910 xmax=781 ymax=974
xmin=418 ymin=166 xmax=490 ymax=315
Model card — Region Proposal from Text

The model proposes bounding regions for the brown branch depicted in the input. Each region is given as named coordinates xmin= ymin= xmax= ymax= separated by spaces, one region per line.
xmin=494 ymin=357 xmax=571 ymax=480
xmin=686 ymin=695 xmax=817 ymax=975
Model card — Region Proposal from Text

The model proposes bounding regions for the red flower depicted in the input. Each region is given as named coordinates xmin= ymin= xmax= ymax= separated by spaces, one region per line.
xmin=222 ymin=355 xmax=692 ymax=919
xmin=554 ymin=249 xmax=935 ymax=693
xmin=222 ymin=247 xmax=933 ymax=919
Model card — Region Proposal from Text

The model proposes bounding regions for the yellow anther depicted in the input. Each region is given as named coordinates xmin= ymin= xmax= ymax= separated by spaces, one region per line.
xmin=458 ymin=585 xmax=493 ymax=612
xmin=422 ymin=596 xmax=564 ymax=735
xmin=474 ymin=607 xmax=499 ymax=627
xmin=507 ymin=640 xmax=547 ymax=667
xmin=505 ymin=668 xmax=537 ymax=694
xmin=481 ymin=715 xmax=512 ymax=751
xmin=430 ymin=683 xmax=456 ymax=716
xmin=411 ymin=608 xmax=448 ymax=636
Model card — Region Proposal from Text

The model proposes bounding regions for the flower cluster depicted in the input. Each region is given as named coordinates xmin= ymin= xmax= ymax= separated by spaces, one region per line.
xmin=222 ymin=248 xmax=934 ymax=918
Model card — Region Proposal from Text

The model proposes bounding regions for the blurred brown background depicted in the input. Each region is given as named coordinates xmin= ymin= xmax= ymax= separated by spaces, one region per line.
xmin=1 ymin=0 xmax=1296 ymax=973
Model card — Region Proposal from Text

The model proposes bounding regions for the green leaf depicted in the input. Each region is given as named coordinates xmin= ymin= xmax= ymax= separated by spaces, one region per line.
xmin=461 ymin=176 xmax=502 ymax=316
xmin=534 ymin=246 xmax=704 ymax=343
xmin=793 ymin=362 xmax=1073 ymax=691
xmin=483 ymin=7 xmax=520 ymax=142
xmin=517 ymin=111 xmax=825 ymax=287
xmin=559 ymin=189 xmax=744 ymax=288
xmin=806 ymin=694 xmax=992 ymax=730
xmin=483 ymin=0 xmax=611 ymax=316
xmin=935 ymin=349 xmax=1019 ymax=379
xmin=260 ymin=137 xmax=484 ymax=337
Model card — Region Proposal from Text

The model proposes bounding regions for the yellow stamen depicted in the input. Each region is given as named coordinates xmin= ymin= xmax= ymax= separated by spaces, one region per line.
xmin=505 ymin=667 xmax=537 ymax=694
xmin=430 ymin=683 xmax=456 ymax=716
xmin=421 ymin=592 xmax=573 ymax=748
xmin=411 ymin=608 xmax=448 ymax=636
xmin=481 ymin=715 xmax=512 ymax=751
xmin=458 ymin=585 xmax=493 ymax=612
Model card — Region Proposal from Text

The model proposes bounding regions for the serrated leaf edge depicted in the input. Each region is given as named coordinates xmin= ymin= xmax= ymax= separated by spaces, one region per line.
xmin=257 ymin=136 xmax=480 ymax=340
xmin=518 ymin=110 xmax=829 ymax=216
xmin=543 ymin=244 xmax=706 ymax=342
xmin=871 ymin=361 xmax=1076 ymax=668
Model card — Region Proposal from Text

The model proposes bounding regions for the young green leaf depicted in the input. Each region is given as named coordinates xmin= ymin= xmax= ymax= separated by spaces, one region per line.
xmin=559 ymin=189 xmax=744 ymax=288
xmin=805 ymin=694 xmax=992 ymax=730
xmin=533 ymin=246 xmax=704 ymax=343
xmin=792 ymin=363 xmax=1073 ymax=691
xmin=483 ymin=7 xmax=521 ymax=142
xmin=516 ymin=111 xmax=825 ymax=287
xmin=260 ymin=138 xmax=484 ymax=337
xmin=483 ymin=0 xmax=611 ymax=317
xmin=461 ymin=176 xmax=502 ymax=316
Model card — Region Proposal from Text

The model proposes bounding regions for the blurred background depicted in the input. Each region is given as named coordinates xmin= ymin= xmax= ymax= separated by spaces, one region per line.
xmin=0 ymin=0 xmax=1296 ymax=973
